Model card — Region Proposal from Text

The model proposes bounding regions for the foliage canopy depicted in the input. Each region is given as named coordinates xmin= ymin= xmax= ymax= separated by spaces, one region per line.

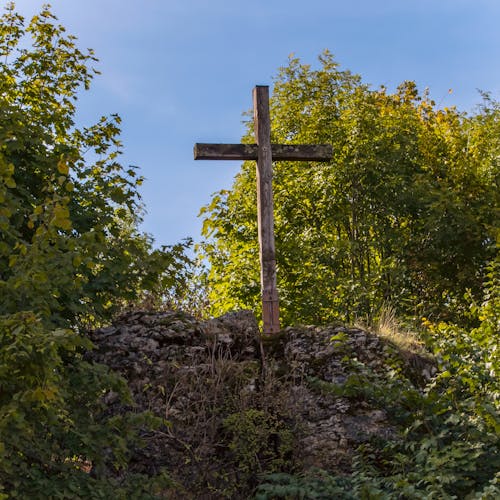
xmin=0 ymin=4 xmax=189 ymax=497
xmin=200 ymin=51 xmax=499 ymax=327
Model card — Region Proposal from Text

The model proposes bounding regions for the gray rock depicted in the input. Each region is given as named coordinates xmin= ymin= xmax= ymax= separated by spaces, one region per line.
xmin=86 ymin=308 xmax=429 ymax=497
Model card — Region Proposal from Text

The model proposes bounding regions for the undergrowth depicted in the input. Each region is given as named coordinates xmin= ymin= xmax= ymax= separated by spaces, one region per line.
xmin=256 ymin=260 xmax=500 ymax=499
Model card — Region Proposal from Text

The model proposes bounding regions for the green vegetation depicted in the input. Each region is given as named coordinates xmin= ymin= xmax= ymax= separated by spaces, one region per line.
xmin=200 ymin=51 xmax=498 ymax=327
xmin=199 ymin=50 xmax=499 ymax=498
xmin=257 ymin=261 xmax=499 ymax=498
xmin=0 ymin=3 xmax=498 ymax=498
xmin=222 ymin=408 xmax=295 ymax=493
xmin=0 ymin=4 xmax=189 ymax=497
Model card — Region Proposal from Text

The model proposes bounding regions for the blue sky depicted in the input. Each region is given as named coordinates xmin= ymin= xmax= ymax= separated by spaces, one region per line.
xmin=10 ymin=0 xmax=500 ymax=247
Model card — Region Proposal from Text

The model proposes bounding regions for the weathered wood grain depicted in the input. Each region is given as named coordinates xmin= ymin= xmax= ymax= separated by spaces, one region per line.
xmin=194 ymin=143 xmax=332 ymax=161
xmin=253 ymin=86 xmax=280 ymax=334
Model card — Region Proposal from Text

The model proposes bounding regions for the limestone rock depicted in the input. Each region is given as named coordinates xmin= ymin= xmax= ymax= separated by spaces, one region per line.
xmin=87 ymin=309 xmax=431 ymax=498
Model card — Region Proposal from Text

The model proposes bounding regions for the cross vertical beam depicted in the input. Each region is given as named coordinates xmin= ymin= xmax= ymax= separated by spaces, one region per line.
xmin=253 ymin=86 xmax=280 ymax=334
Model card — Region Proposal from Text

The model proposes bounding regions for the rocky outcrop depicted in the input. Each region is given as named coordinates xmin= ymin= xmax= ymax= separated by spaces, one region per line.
xmin=87 ymin=310 xmax=434 ymax=498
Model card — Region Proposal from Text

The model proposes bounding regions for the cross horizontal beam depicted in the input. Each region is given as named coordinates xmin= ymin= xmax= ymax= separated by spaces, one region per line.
xmin=194 ymin=143 xmax=332 ymax=161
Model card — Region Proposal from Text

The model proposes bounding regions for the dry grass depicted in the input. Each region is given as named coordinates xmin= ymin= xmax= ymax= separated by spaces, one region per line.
xmin=356 ymin=304 xmax=424 ymax=354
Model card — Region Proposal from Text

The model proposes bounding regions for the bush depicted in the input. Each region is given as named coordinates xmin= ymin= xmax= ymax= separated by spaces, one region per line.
xmin=257 ymin=259 xmax=499 ymax=498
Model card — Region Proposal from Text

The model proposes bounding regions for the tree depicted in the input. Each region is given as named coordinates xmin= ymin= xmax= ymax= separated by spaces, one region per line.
xmin=200 ymin=51 xmax=499 ymax=327
xmin=0 ymin=4 xmax=192 ymax=328
xmin=0 ymin=4 xmax=188 ymax=496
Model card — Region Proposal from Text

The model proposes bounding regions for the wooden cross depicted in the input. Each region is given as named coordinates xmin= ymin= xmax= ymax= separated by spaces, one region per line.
xmin=194 ymin=85 xmax=332 ymax=334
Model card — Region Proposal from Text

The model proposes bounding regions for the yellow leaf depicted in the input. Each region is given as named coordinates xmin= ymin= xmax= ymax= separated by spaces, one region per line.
xmin=54 ymin=205 xmax=69 ymax=219
xmin=53 ymin=204 xmax=72 ymax=230
xmin=57 ymin=159 xmax=69 ymax=175
xmin=56 ymin=218 xmax=72 ymax=230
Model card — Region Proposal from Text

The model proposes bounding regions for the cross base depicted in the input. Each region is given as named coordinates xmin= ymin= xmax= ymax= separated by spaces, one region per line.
xmin=262 ymin=288 xmax=280 ymax=334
